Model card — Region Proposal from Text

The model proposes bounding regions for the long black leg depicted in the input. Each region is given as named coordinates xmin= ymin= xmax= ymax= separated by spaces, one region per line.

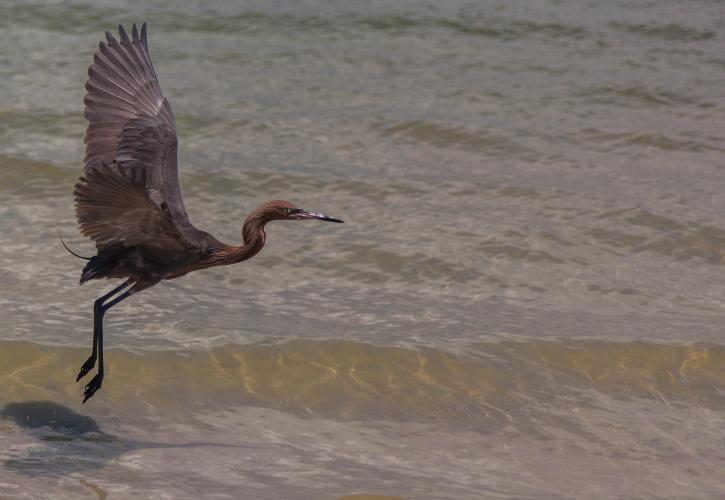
xmin=77 ymin=281 xmax=130 ymax=382
xmin=82 ymin=288 xmax=133 ymax=403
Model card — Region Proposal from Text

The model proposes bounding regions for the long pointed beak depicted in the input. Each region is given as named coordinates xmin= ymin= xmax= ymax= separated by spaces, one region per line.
xmin=299 ymin=211 xmax=344 ymax=223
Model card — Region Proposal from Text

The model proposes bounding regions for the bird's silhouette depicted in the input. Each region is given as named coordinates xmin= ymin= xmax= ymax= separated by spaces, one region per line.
xmin=71 ymin=23 xmax=343 ymax=403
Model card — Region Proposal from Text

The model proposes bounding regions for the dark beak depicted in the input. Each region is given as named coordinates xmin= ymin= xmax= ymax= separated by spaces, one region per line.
xmin=299 ymin=211 xmax=344 ymax=223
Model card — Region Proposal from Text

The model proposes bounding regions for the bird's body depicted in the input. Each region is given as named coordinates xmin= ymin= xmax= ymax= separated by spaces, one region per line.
xmin=71 ymin=24 xmax=342 ymax=402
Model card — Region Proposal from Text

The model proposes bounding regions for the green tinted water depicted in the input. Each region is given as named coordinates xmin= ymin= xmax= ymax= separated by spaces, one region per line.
xmin=2 ymin=0 xmax=725 ymax=498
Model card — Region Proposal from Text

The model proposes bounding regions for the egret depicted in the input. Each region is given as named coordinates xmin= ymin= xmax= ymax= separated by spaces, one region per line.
xmin=70 ymin=24 xmax=343 ymax=403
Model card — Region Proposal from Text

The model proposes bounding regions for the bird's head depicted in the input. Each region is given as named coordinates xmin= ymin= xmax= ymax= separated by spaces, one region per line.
xmin=266 ymin=200 xmax=344 ymax=223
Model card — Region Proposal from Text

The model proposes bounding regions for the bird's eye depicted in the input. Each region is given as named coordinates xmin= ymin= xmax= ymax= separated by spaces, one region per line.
xmin=286 ymin=208 xmax=302 ymax=215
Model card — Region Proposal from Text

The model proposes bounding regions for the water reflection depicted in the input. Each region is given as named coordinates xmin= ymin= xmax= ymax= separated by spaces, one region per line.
xmin=1 ymin=400 xmax=251 ymax=477
xmin=2 ymin=401 xmax=108 ymax=436
xmin=2 ymin=401 xmax=116 ymax=476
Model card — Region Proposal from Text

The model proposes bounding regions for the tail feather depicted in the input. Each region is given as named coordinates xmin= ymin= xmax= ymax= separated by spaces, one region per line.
xmin=79 ymin=247 xmax=128 ymax=284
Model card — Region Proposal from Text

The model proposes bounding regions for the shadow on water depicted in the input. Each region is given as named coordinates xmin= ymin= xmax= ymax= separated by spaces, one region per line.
xmin=2 ymin=401 xmax=108 ymax=437
xmin=1 ymin=400 xmax=252 ymax=477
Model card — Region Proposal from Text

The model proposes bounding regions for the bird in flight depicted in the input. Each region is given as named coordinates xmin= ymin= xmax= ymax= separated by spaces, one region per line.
xmin=71 ymin=23 xmax=343 ymax=403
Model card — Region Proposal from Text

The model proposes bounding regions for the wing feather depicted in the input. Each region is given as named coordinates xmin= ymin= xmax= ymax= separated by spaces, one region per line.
xmin=76 ymin=23 xmax=220 ymax=254
xmin=74 ymin=164 xmax=187 ymax=251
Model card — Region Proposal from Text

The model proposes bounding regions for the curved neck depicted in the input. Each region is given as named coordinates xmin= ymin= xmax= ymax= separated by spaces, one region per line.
xmin=218 ymin=211 xmax=267 ymax=265
xmin=242 ymin=211 xmax=266 ymax=249
xmin=224 ymin=213 xmax=267 ymax=264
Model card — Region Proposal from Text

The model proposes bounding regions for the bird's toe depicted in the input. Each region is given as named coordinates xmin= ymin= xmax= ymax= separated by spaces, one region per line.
xmin=76 ymin=355 xmax=97 ymax=382
xmin=82 ymin=373 xmax=103 ymax=403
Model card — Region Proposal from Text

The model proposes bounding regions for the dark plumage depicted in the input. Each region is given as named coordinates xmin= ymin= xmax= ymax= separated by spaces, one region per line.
xmin=71 ymin=24 xmax=343 ymax=403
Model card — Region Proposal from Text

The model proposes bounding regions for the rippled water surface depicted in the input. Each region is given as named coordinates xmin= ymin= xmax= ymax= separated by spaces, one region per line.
xmin=2 ymin=1 xmax=725 ymax=498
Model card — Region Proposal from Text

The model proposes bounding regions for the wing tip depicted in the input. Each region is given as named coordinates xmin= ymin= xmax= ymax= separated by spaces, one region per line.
xmin=118 ymin=22 xmax=151 ymax=50
xmin=118 ymin=24 xmax=130 ymax=44
xmin=106 ymin=22 xmax=149 ymax=47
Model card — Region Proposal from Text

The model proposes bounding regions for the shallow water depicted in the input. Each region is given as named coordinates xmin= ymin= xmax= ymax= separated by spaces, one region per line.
xmin=2 ymin=0 xmax=725 ymax=498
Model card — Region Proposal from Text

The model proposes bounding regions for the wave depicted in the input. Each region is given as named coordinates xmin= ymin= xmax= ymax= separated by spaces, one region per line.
xmin=2 ymin=339 xmax=723 ymax=430
xmin=0 ymin=3 xmax=589 ymax=42
xmin=378 ymin=121 xmax=534 ymax=158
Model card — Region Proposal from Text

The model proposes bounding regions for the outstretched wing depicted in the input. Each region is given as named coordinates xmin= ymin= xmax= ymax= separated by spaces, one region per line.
xmin=74 ymin=163 xmax=185 ymax=250
xmin=75 ymin=23 xmax=219 ymax=252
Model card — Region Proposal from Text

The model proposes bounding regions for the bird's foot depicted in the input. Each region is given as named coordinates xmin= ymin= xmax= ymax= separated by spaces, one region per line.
xmin=82 ymin=373 xmax=103 ymax=403
xmin=76 ymin=355 xmax=97 ymax=382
